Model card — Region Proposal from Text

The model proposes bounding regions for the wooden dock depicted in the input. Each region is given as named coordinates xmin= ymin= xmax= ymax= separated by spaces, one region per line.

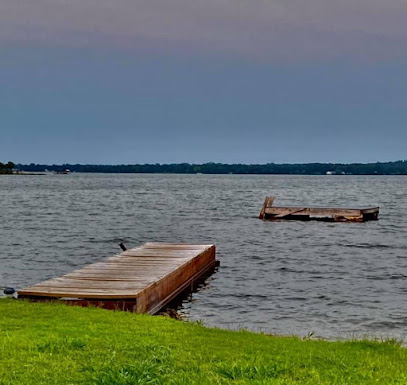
xmin=259 ymin=196 xmax=379 ymax=222
xmin=18 ymin=243 xmax=217 ymax=314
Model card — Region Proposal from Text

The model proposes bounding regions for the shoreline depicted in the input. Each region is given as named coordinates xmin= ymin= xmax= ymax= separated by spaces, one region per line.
xmin=1 ymin=299 xmax=406 ymax=384
xmin=0 ymin=172 xmax=46 ymax=176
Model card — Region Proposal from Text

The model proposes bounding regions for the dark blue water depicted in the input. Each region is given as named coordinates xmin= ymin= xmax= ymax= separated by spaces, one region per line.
xmin=1 ymin=174 xmax=406 ymax=339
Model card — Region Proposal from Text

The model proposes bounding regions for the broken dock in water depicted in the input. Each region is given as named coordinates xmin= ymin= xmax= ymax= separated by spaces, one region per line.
xmin=259 ymin=196 xmax=379 ymax=222
xmin=18 ymin=243 xmax=217 ymax=314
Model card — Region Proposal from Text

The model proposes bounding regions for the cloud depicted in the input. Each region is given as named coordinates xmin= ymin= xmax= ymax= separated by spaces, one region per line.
xmin=1 ymin=0 xmax=407 ymax=61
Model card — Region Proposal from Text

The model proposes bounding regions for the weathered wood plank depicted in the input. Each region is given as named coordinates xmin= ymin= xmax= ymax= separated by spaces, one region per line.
xmin=265 ymin=207 xmax=363 ymax=216
xmin=274 ymin=208 xmax=308 ymax=218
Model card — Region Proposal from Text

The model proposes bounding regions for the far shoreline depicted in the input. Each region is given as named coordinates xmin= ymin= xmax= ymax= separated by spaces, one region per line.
xmin=7 ymin=171 xmax=407 ymax=176
xmin=11 ymin=159 xmax=407 ymax=176
xmin=0 ymin=173 xmax=46 ymax=176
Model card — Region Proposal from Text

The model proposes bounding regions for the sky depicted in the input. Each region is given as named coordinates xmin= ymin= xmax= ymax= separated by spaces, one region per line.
xmin=1 ymin=0 xmax=407 ymax=164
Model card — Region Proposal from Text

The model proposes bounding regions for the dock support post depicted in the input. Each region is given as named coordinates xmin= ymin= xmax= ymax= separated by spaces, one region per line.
xmin=259 ymin=196 xmax=275 ymax=219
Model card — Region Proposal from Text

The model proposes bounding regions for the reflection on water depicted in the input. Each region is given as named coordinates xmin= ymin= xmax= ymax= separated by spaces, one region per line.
xmin=1 ymin=173 xmax=406 ymax=339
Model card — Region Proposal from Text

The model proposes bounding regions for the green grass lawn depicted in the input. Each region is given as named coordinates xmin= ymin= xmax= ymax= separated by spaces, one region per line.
xmin=0 ymin=299 xmax=406 ymax=384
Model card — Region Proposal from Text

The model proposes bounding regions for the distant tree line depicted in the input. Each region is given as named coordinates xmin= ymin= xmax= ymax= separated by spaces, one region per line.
xmin=0 ymin=161 xmax=15 ymax=174
xmin=17 ymin=160 xmax=407 ymax=175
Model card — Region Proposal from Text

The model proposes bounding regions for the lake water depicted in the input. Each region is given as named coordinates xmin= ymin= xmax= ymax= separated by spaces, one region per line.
xmin=1 ymin=174 xmax=406 ymax=339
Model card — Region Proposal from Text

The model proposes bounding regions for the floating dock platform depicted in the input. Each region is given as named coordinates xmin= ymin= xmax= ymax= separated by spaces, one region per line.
xmin=18 ymin=243 xmax=217 ymax=314
xmin=259 ymin=196 xmax=379 ymax=222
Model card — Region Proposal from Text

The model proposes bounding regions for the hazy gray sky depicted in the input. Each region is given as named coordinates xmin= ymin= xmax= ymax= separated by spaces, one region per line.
xmin=1 ymin=0 xmax=406 ymax=163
